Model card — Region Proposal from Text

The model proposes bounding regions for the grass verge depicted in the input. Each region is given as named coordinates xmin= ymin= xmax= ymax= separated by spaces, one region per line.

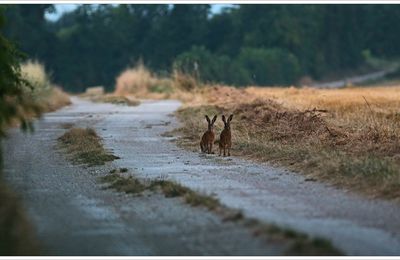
xmin=174 ymin=85 xmax=400 ymax=201
xmin=100 ymin=168 xmax=342 ymax=256
xmin=57 ymin=127 xmax=119 ymax=166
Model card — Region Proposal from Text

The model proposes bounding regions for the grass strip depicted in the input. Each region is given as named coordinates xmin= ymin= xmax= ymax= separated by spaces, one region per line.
xmin=58 ymin=127 xmax=119 ymax=166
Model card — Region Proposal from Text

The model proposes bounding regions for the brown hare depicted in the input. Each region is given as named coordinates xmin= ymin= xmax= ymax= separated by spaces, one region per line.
xmin=200 ymin=115 xmax=217 ymax=154
xmin=219 ymin=114 xmax=233 ymax=156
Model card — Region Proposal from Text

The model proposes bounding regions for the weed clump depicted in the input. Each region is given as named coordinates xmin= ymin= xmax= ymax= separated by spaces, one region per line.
xmin=58 ymin=128 xmax=119 ymax=166
xmin=149 ymin=179 xmax=190 ymax=197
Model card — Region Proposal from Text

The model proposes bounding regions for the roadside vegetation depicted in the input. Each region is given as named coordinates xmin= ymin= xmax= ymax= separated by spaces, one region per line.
xmin=172 ymin=85 xmax=400 ymax=200
xmin=113 ymin=63 xmax=200 ymax=102
xmin=100 ymin=168 xmax=342 ymax=256
xmin=57 ymin=128 xmax=119 ymax=166
xmin=20 ymin=60 xmax=70 ymax=113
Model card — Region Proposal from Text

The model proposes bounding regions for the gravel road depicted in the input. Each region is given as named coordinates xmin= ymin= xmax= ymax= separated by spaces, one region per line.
xmin=2 ymin=98 xmax=280 ymax=256
xmin=3 ymin=97 xmax=400 ymax=256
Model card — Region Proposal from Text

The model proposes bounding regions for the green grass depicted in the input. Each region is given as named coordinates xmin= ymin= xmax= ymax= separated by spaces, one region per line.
xmin=57 ymin=127 xmax=119 ymax=166
xmin=149 ymin=179 xmax=191 ymax=197
xmin=184 ymin=190 xmax=220 ymax=210
xmin=149 ymin=179 xmax=220 ymax=210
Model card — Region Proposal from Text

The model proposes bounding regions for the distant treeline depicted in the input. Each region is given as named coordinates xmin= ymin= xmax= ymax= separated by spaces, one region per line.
xmin=3 ymin=4 xmax=400 ymax=92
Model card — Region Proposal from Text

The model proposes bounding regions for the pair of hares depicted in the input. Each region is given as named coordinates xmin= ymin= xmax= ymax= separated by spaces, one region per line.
xmin=200 ymin=114 xmax=233 ymax=156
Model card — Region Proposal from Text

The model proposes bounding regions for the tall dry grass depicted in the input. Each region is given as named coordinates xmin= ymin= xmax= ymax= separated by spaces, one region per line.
xmin=113 ymin=64 xmax=204 ymax=102
xmin=115 ymin=63 xmax=160 ymax=96
xmin=20 ymin=60 xmax=70 ymax=113
xmin=20 ymin=60 xmax=52 ymax=97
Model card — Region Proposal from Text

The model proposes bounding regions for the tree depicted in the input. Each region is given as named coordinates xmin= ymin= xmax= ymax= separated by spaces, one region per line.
xmin=0 ymin=9 xmax=41 ymax=169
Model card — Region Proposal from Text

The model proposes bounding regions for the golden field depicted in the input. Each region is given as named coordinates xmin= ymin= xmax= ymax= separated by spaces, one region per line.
xmin=174 ymin=85 xmax=400 ymax=200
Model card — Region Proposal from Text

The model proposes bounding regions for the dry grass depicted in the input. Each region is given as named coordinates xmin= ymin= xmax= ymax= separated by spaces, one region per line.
xmin=57 ymin=128 xmax=119 ymax=166
xmin=115 ymin=63 xmax=156 ymax=95
xmin=20 ymin=60 xmax=51 ymax=95
xmin=0 ymin=182 xmax=39 ymax=255
xmin=172 ymin=70 xmax=200 ymax=92
xmin=20 ymin=60 xmax=70 ymax=113
xmin=112 ymin=65 xmax=204 ymax=103
xmin=114 ymin=63 xmax=174 ymax=99
xmin=42 ymin=87 xmax=71 ymax=112
xmin=175 ymin=85 xmax=400 ymax=200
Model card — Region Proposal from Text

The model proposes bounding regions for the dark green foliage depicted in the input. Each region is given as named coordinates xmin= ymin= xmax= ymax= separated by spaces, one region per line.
xmin=0 ymin=8 xmax=40 ymax=138
xmin=0 ymin=8 xmax=42 ymax=173
xmin=174 ymin=46 xmax=301 ymax=86
xmin=235 ymin=48 xmax=301 ymax=86
xmin=4 ymin=4 xmax=400 ymax=90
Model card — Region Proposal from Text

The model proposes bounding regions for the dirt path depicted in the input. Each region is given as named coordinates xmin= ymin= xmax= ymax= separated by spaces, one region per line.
xmin=3 ymin=97 xmax=400 ymax=255
xmin=2 ymin=98 xmax=279 ymax=256
xmin=313 ymin=65 xmax=398 ymax=88
xmin=92 ymin=97 xmax=400 ymax=256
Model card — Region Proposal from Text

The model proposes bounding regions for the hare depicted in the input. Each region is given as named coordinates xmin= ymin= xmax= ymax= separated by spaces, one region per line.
xmin=219 ymin=114 xmax=233 ymax=156
xmin=200 ymin=115 xmax=217 ymax=154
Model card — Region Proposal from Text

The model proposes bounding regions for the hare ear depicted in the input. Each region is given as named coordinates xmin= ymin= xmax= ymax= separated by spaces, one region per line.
xmin=211 ymin=115 xmax=217 ymax=125
xmin=222 ymin=115 xmax=226 ymax=124
xmin=205 ymin=115 xmax=210 ymax=124
xmin=228 ymin=114 xmax=233 ymax=122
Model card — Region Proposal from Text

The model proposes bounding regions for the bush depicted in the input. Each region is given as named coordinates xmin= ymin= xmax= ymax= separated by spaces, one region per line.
xmin=114 ymin=63 xmax=160 ymax=95
xmin=20 ymin=60 xmax=52 ymax=101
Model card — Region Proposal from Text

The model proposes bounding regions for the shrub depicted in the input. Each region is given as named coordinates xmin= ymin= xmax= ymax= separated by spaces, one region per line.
xmin=20 ymin=60 xmax=70 ymax=112
xmin=114 ymin=63 xmax=159 ymax=95
xmin=20 ymin=60 xmax=52 ymax=101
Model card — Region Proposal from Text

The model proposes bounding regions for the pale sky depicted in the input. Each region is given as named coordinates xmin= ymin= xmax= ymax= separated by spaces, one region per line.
xmin=45 ymin=4 xmax=234 ymax=21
